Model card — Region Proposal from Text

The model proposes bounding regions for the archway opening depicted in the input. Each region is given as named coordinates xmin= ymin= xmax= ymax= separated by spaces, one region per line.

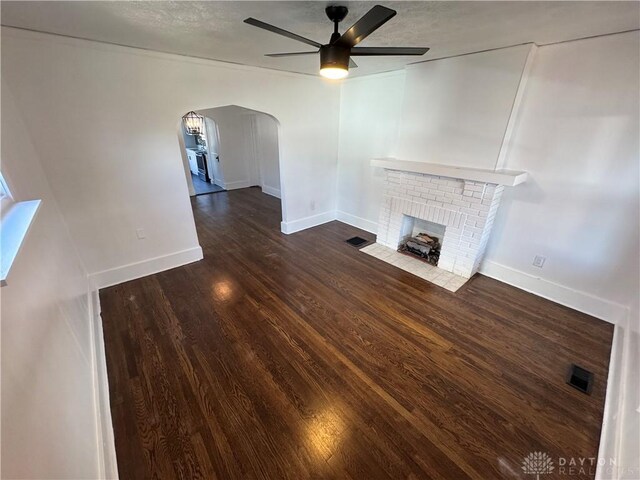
xmin=176 ymin=105 xmax=285 ymax=248
xmin=177 ymin=105 xmax=282 ymax=202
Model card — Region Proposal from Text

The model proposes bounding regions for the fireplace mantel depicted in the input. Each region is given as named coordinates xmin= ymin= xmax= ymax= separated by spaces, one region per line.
xmin=371 ymin=158 xmax=527 ymax=187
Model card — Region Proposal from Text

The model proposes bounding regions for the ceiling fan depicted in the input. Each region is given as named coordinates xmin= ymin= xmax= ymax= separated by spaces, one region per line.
xmin=244 ymin=5 xmax=429 ymax=79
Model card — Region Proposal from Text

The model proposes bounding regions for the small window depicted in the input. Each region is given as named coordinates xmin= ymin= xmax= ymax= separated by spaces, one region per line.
xmin=0 ymin=172 xmax=41 ymax=285
xmin=0 ymin=173 xmax=14 ymax=215
xmin=0 ymin=173 xmax=11 ymax=199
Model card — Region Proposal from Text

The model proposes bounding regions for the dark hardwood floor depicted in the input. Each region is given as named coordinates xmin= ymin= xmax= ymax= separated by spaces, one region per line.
xmin=191 ymin=174 xmax=225 ymax=195
xmin=100 ymin=187 xmax=614 ymax=480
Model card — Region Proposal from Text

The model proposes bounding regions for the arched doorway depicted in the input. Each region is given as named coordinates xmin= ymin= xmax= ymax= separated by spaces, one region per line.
xmin=177 ymin=105 xmax=282 ymax=204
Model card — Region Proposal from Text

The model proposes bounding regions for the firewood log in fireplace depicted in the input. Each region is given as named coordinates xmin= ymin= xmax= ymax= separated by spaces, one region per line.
xmin=416 ymin=233 xmax=438 ymax=245
xmin=399 ymin=232 xmax=441 ymax=266
xmin=406 ymin=240 xmax=431 ymax=256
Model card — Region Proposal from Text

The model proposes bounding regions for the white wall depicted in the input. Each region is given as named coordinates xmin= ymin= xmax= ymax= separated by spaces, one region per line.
xmin=177 ymin=127 xmax=196 ymax=196
xmin=335 ymin=44 xmax=534 ymax=231
xmin=336 ymin=71 xmax=406 ymax=233
xmin=483 ymin=31 xmax=639 ymax=323
xmin=395 ymin=44 xmax=533 ymax=169
xmin=201 ymin=106 xmax=256 ymax=190
xmin=1 ymin=83 xmax=101 ymax=478
xmin=597 ymin=297 xmax=639 ymax=480
xmin=253 ymin=113 xmax=281 ymax=198
xmin=1 ymin=27 xmax=340 ymax=286
xmin=336 ymin=31 xmax=639 ymax=325
xmin=617 ymin=322 xmax=639 ymax=480
xmin=204 ymin=118 xmax=223 ymax=187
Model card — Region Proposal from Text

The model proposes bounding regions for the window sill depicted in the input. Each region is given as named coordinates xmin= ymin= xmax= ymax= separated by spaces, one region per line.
xmin=1 ymin=199 xmax=42 ymax=286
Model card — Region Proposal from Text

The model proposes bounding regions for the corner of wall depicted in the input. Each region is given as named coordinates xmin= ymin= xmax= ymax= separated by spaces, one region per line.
xmin=88 ymin=246 xmax=203 ymax=289
xmin=280 ymin=211 xmax=336 ymax=234
xmin=494 ymin=43 xmax=538 ymax=170
xmin=479 ymin=260 xmax=628 ymax=325
xmin=88 ymin=288 xmax=119 ymax=479
xmin=596 ymin=312 xmax=640 ymax=479
xmin=261 ymin=185 xmax=281 ymax=199
xmin=335 ymin=210 xmax=378 ymax=234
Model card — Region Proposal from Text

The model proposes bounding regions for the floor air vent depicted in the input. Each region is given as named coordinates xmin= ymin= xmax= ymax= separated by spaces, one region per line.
xmin=346 ymin=236 xmax=368 ymax=247
xmin=567 ymin=364 xmax=594 ymax=394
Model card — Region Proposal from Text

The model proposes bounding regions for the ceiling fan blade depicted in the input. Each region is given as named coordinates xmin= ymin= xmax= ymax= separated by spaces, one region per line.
xmin=244 ymin=18 xmax=323 ymax=48
xmin=336 ymin=5 xmax=396 ymax=47
xmin=349 ymin=58 xmax=358 ymax=68
xmin=350 ymin=46 xmax=430 ymax=56
xmin=265 ymin=51 xmax=319 ymax=57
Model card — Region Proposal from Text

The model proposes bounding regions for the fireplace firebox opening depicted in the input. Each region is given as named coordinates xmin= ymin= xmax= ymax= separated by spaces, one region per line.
xmin=398 ymin=216 xmax=445 ymax=267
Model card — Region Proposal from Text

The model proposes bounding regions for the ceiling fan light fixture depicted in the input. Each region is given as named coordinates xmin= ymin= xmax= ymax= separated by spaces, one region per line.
xmin=319 ymin=44 xmax=350 ymax=80
xmin=320 ymin=66 xmax=349 ymax=79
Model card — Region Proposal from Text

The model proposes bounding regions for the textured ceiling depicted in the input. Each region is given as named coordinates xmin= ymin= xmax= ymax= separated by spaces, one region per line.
xmin=2 ymin=1 xmax=638 ymax=77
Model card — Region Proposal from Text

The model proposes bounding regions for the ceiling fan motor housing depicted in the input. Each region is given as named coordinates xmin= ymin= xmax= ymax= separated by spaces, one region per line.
xmin=320 ymin=44 xmax=350 ymax=71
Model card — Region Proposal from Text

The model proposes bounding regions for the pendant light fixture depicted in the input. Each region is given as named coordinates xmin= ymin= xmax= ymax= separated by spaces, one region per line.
xmin=182 ymin=111 xmax=204 ymax=136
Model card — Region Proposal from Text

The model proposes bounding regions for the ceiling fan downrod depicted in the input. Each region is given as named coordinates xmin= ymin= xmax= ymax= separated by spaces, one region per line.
xmin=326 ymin=5 xmax=349 ymax=43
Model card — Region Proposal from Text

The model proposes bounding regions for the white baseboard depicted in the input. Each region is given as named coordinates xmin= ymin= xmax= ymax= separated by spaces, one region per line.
xmin=281 ymin=211 xmax=335 ymax=234
xmin=596 ymin=319 xmax=640 ymax=479
xmin=479 ymin=260 xmax=628 ymax=325
xmin=335 ymin=210 xmax=378 ymax=234
xmin=224 ymin=179 xmax=252 ymax=190
xmin=261 ymin=185 xmax=281 ymax=199
xmin=88 ymin=289 xmax=119 ymax=479
xmin=597 ymin=324 xmax=624 ymax=480
xmin=88 ymin=246 xmax=203 ymax=289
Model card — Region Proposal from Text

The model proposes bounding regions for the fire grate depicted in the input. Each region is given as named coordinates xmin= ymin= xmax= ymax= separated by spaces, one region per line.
xmin=346 ymin=236 xmax=368 ymax=247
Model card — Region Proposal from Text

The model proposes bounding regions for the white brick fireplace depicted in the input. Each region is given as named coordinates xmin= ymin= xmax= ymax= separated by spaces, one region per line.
xmin=366 ymin=158 xmax=527 ymax=287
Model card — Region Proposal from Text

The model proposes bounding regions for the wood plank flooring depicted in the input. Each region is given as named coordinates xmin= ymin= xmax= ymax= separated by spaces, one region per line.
xmin=100 ymin=187 xmax=614 ymax=479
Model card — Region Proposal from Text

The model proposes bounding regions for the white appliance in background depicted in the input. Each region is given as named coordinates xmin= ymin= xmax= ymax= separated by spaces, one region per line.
xmin=186 ymin=149 xmax=198 ymax=176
